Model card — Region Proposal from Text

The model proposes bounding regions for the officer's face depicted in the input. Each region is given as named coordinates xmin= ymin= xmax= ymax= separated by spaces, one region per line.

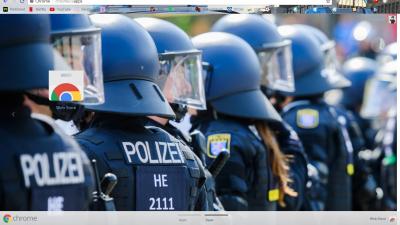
xmin=162 ymin=66 xmax=193 ymax=104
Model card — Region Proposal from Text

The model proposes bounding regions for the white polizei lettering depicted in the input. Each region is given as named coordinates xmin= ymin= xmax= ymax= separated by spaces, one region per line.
xmin=67 ymin=153 xmax=85 ymax=184
xmin=122 ymin=141 xmax=185 ymax=165
xmin=176 ymin=143 xmax=185 ymax=163
xmin=43 ymin=152 xmax=57 ymax=186
xmin=147 ymin=141 xmax=159 ymax=164
xmin=122 ymin=142 xmax=135 ymax=163
xmin=34 ymin=153 xmax=46 ymax=187
xmin=167 ymin=143 xmax=176 ymax=163
xmin=60 ymin=152 xmax=70 ymax=184
xmin=60 ymin=152 xmax=69 ymax=185
xmin=19 ymin=152 xmax=86 ymax=187
xmin=135 ymin=141 xmax=149 ymax=163
xmin=55 ymin=152 xmax=66 ymax=185
xmin=155 ymin=141 xmax=163 ymax=162
xmin=159 ymin=142 xmax=172 ymax=163
xmin=168 ymin=143 xmax=182 ymax=163
xmin=51 ymin=153 xmax=62 ymax=185
xmin=20 ymin=154 xmax=34 ymax=188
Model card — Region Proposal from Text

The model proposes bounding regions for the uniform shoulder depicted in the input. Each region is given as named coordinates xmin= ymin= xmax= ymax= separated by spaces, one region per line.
xmin=204 ymin=119 xmax=250 ymax=135
xmin=282 ymin=101 xmax=334 ymax=130
xmin=144 ymin=124 xmax=182 ymax=143
xmin=203 ymin=119 xmax=258 ymax=159
xmin=74 ymin=127 xmax=109 ymax=147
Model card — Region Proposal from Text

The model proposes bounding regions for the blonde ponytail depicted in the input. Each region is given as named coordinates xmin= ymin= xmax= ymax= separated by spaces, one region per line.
xmin=255 ymin=122 xmax=297 ymax=207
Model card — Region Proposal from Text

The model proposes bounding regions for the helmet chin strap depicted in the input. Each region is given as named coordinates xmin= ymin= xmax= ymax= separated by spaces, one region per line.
xmin=170 ymin=103 xmax=187 ymax=123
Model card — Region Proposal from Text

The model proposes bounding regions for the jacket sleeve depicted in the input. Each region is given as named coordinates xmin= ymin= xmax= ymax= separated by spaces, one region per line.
xmin=208 ymin=133 xmax=251 ymax=211
xmin=272 ymin=122 xmax=308 ymax=210
xmin=282 ymin=109 xmax=330 ymax=209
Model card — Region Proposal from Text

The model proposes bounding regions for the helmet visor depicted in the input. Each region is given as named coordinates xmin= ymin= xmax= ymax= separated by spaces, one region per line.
xmin=321 ymin=41 xmax=350 ymax=88
xmin=257 ymin=40 xmax=295 ymax=92
xmin=323 ymin=41 xmax=340 ymax=72
xmin=156 ymin=50 xmax=206 ymax=110
xmin=360 ymin=75 xmax=396 ymax=119
xmin=51 ymin=30 xmax=104 ymax=105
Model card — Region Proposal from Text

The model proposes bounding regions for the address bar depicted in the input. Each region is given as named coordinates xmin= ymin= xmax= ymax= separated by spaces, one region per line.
xmin=28 ymin=0 xmax=332 ymax=5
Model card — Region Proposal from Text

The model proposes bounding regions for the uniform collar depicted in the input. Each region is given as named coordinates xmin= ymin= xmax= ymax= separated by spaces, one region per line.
xmin=282 ymin=100 xmax=312 ymax=114
xmin=91 ymin=114 xmax=148 ymax=131
xmin=282 ymin=98 xmax=328 ymax=114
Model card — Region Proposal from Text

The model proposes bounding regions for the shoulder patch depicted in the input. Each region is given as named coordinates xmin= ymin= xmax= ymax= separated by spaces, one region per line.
xmin=207 ymin=133 xmax=231 ymax=159
xmin=297 ymin=109 xmax=319 ymax=129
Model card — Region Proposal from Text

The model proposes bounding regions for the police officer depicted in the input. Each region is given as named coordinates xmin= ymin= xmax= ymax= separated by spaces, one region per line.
xmin=135 ymin=17 xmax=222 ymax=211
xmin=278 ymin=25 xmax=353 ymax=210
xmin=23 ymin=15 xmax=105 ymax=135
xmin=300 ymin=24 xmax=380 ymax=211
xmin=293 ymin=24 xmax=355 ymax=211
xmin=211 ymin=15 xmax=308 ymax=211
xmin=360 ymin=60 xmax=397 ymax=210
xmin=74 ymin=14 xmax=206 ymax=211
xmin=191 ymin=31 xmax=297 ymax=211
xmin=49 ymin=14 xmax=105 ymax=134
xmin=0 ymin=15 xmax=94 ymax=210
xmin=340 ymin=57 xmax=378 ymax=150
xmin=338 ymin=58 xmax=380 ymax=212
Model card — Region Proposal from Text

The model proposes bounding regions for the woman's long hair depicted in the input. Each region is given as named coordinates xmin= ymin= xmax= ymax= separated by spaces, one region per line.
xmin=255 ymin=121 xmax=297 ymax=207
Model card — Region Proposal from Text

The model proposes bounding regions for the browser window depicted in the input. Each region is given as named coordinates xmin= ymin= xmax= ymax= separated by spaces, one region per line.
xmin=0 ymin=1 xmax=398 ymax=225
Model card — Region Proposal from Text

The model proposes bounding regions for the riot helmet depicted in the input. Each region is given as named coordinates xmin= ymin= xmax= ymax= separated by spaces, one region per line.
xmin=50 ymin=15 xmax=104 ymax=105
xmin=135 ymin=17 xmax=206 ymax=122
xmin=0 ymin=15 xmax=53 ymax=91
xmin=212 ymin=15 xmax=294 ymax=93
xmin=86 ymin=14 xmax=174 ymax=118
xmin=340 ymin=57 xmax=378 ymax=109
xmin=294 ymin=24 xmax=350 ymax=89
xmin=192 ymin=32 xmax=282 ymax=122
xmin=278 ymin=25 xmax=347 ymax=96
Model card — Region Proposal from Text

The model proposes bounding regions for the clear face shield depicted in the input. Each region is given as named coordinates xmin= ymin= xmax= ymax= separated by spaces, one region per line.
xmin=51 ymin=29 xmax=104 ymax=105
xmin=257 ymin=40 xmax=295 ymax=92
xmin=360 ymin=74 xmax=397 ymax=119
xmin=323 ymin=41 xmax=340 ymax=72
xmin=156 ymin=50 xmax=206 ymax=110
xmin=321 ymin=41 xmax=346 ymax=85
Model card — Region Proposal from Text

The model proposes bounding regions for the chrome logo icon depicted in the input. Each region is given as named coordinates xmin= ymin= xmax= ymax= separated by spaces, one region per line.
xmin=3 ymin=214 xmax=12 ymax=223
xmin=50 ymin=83 xmax=83 ymax=102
